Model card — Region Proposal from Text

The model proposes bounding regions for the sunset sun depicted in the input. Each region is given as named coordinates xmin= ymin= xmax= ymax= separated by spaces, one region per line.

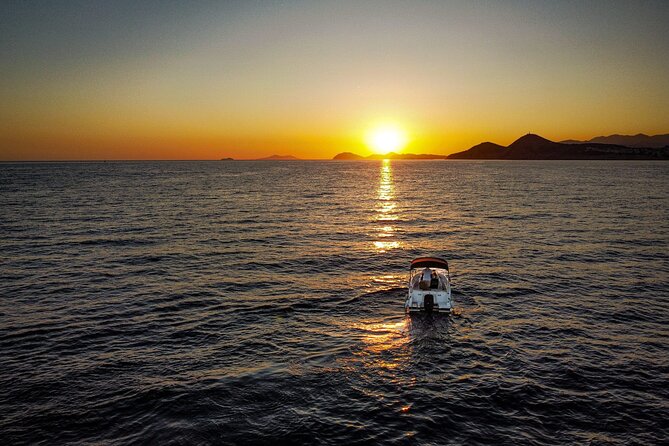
xmin=367 ymin=126 xmax=408 ymax=155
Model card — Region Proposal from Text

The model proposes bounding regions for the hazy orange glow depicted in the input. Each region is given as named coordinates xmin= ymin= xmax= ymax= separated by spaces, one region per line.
xmin=1 ymin=2 xmax=667 ymax=160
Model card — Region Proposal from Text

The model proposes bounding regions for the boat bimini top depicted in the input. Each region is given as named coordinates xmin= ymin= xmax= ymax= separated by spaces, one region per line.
xmin=410 ymin=257 xmax=449 ymax=271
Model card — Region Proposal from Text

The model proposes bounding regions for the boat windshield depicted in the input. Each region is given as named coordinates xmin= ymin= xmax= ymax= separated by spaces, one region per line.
xmin=410 ymin=267 xmax=448 ymax=291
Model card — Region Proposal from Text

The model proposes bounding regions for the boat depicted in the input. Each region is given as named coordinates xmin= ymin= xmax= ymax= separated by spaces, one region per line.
xmin=405 ymin=257 xmax=453 ymax=313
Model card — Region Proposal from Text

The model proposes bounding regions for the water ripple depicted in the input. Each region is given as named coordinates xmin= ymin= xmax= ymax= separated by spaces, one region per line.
xmin=1 ymin=160 xmax=668 ymax=445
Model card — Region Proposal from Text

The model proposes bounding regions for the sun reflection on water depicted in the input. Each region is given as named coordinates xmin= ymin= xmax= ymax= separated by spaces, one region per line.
xmin=353 ymin=318 xmax=412 ymax=371
xmin=373 ymin=159 xmax=401 ymax=252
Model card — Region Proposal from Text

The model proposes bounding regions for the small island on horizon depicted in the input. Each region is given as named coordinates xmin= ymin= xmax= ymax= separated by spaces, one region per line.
xmin=256 ymin=154 xmax=300 ymax=160
xmin=333 ymin=152 xmax=449 ymax=160
xmin=219 ymin=155 xmax=302 ymax=161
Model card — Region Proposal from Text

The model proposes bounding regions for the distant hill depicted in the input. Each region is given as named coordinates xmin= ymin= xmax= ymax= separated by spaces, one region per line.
xmin=220 ymin=157 xmax=234 ymax=161
xmin=333 ymin=152 xmax=364 ymax=160
xmin=332 ymin=152 xmax=448 ymax=160
xmin=256 ymin=155 xmax=300 ymax=160
xmin=448 ymin=133 xmax=669 ymax=160
xmin=562 ymin=133 xmax=669 ymax=148
xmin=505 ymin=134 xmax=567 ymax=158
xmin=448 ymin=142 xmax=505 ymax=159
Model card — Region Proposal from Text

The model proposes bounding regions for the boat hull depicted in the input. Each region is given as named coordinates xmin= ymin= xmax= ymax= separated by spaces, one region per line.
xmin=404 ymin=289 xmax=453 ymax=313
xmin=406 ymin=307 xmax=452 ymax=313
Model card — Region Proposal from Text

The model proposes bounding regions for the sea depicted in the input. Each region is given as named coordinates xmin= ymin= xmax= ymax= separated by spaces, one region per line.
xmin=1 ymin=160 xmax=668 ymax=445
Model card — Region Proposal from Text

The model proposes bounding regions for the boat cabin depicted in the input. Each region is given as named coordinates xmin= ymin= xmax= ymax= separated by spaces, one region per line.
xmin=409 ymin=257 xmax=450 ymax=291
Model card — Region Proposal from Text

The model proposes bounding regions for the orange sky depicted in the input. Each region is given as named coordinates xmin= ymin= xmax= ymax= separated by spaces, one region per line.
xmin=1 ymin=1 xmax=668 ymax=160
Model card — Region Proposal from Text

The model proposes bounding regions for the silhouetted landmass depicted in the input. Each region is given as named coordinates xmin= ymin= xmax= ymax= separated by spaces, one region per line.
xmin=334 ymin=133 xmax=669 ymax=160
xmin=560 ymin=139 xmax=587 ymax=144
xmin=449 ymin=134 xmax=669 ymax=160
xmin=220 ymin=157 xmax=234 ymax=160
xmin=562 ymin=133 xmax=669 ymax=148
xmin=448 ymin=142 xmax=505 ymax=159
xmin=256 ymin=155 xmax=300 ymax=160
xmin=332 ymin=152 xmax=449 ymax=160
xmin=333 ymin=152 xmax=364 ymax=160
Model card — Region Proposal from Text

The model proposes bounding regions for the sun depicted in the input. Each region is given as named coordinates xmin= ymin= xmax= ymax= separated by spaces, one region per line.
xmin=366 ymin=125 xmax=408 ymax=155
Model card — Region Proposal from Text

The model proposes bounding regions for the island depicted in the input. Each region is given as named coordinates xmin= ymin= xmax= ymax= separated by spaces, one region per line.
xmin=448 ymin=134 xmax=669 ymax=160
xmin=256 ymin=155 xmax=300 ymax=160
xmin=332 ymin=152 xmax=364 ymax=160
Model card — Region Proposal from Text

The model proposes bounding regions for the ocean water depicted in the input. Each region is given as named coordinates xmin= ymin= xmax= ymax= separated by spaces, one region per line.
xmin=1 ymin=160 xmax=668 ymax=445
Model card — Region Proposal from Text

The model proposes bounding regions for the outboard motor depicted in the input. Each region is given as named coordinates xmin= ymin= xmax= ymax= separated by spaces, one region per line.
xmin=424 ymin=294 xmax=435 ymax=313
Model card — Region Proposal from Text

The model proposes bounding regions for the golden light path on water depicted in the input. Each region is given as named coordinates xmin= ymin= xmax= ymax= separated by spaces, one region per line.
xmin=351 ymin=159 xmax=415 ymax=381
xmin=373 ymin=159 xmax=400 ymax=252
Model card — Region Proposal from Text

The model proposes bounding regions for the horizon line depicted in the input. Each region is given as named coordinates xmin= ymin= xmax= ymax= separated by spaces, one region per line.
xmin=0 ymin=158 xmax=455 ymax=162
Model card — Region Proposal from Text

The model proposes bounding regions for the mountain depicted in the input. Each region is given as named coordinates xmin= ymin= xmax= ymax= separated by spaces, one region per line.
xmin=562 ymin=133 xmax=669 ymax=148
xmin=448 ymin=135 xmax=561 ymax=159
xmin=504 ymin=134 xmax=566 ymax=159
xmin=448 ymin=133 xmax=669 ymax=160
xmin=448 ymin=142 xmax=505 ymax=159
xmin=332 ymin=152 xmax=449 ymax=160
xmin=333 ymin=152 xmax=364 ymax=160
xmin=256 ymin=154 xmax=300 ymax=160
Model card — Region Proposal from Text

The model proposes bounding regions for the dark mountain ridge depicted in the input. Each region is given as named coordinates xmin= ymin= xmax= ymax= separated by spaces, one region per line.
xmin=448 ymin=134 xmax=669 ymax=160
xmin=448 ymin=142 xmax=505 ymax=159
xmin=562 ymin=133 xmax=669 ymax=148
xmin=332 ymin=133 xmax=669 ymax=161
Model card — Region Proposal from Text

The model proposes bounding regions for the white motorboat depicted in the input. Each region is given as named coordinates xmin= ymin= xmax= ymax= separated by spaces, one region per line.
xmin=405 ymin=257 xmax=453 ymax=313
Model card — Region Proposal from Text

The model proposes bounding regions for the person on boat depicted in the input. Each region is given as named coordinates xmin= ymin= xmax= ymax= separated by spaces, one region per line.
xmin=430 ymin=270 xmax=439 ymax=289
xmin=420 ymin=267 xmax=432 ymax=290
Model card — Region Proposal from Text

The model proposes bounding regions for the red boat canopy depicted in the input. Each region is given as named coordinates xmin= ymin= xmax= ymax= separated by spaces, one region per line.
xmin=410 ymin=257 xmax=449 ymax=271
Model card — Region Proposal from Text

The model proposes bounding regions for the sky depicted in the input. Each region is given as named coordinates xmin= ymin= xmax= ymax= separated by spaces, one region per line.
xmin=1 ymin=0 xmax=668 ymax=160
